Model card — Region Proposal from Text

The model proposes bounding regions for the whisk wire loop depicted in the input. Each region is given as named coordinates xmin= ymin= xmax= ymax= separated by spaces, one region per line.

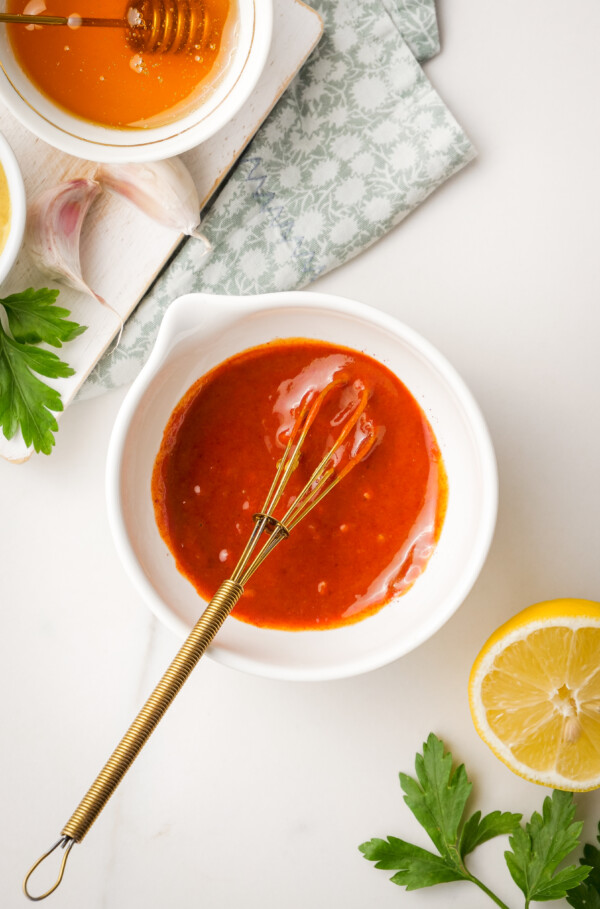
xmin=23 ymin=836 xmax=75 ymax=902
xmin=283 ymin=383 xmax=374 ymax=530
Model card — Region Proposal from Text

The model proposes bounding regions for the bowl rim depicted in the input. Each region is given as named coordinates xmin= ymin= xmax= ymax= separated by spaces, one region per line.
xmin=0 ymin=130 xmax=25 ymax=286
xmin=0 ymin=0 xmax=273 ymax=162
xmin=106 ymin=291 xmax=499 ymax=680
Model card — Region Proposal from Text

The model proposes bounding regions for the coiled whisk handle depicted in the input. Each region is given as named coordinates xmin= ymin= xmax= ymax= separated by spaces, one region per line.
xmin=23 ymin=579 xmax=243 ymax=900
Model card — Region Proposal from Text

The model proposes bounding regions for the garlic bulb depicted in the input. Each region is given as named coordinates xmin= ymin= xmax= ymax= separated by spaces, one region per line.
xmin=27 ymin=179 xmax=107 ymax=307
xmin=96 ymin=158 xmax=211 ymax=249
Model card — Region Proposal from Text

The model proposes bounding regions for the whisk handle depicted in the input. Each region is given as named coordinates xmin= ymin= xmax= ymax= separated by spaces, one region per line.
xmin=61 ymin=579 xmax=243 ymax=843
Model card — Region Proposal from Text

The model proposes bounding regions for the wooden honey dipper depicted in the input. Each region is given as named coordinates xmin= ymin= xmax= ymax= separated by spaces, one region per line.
xmin=0 ymin=0 xmax=208 ymax=54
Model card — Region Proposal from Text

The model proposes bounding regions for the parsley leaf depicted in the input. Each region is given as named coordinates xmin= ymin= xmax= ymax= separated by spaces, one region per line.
xmin=359 ymin=734 xmax=521 ymax=908
xmin=400 ymin=734 xmax=521 ymax=866
xmin=460 ymin=809 xmax=525 ymax=858
xmin=359 ymin=836 xmax=465 ymax=889
xmin=505 ymin=789 xmax=591 ymax=906
xmin=567 ymin=823 xmax=600 ymax=908
xmin=1 ymin=287 xmax=86 ymax=347
xmin=399 ymin=732 xmax=473 ymax=860
xmin=0 ymin=289 xmax=85 ymax=455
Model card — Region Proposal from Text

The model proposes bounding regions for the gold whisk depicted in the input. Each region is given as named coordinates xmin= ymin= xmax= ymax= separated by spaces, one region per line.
xmin=23 ymin=376 xmax=376 ymax=901
xmin=0 ymin=0 xmax=209 ymax=55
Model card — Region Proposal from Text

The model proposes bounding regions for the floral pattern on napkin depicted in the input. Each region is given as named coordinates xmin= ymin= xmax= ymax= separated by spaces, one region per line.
xmin=82 ymin=0 xmax=474 ymax=397
xmin=388 ymin=0 xmax=440 ymax=61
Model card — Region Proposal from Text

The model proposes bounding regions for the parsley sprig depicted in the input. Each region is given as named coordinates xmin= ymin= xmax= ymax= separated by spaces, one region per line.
xmin=360 ymin=733 xmax=591 ymax=908
xmin=567 ymin=824 xmax=600 ymax=908
xmin=0 ymin=288 xmax=86 ymax=455
xmin=506 ymin=791 xmax=591 ymax=906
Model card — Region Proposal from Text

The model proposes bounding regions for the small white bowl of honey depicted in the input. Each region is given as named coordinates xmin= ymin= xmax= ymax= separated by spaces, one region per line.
xmin=0 ymin=130 xmax=25 ymax=285
xmin=0 ymin=0 xmax=272 ymax=162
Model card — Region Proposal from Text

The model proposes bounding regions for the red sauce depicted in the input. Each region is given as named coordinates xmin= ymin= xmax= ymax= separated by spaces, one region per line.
xmin=152 ymin=339 xmax=447 ymax=630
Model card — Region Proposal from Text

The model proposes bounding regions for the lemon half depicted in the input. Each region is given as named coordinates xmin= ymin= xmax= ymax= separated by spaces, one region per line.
xmin=469 ymin=599 xmax=600 ymax=791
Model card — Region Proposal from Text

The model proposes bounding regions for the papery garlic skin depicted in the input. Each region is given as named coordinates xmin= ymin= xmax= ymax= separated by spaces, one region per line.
xmin=96 ymin=158 xmax=210 ymax=249
xmin=26 ymin=178 xmax=107 ymax=305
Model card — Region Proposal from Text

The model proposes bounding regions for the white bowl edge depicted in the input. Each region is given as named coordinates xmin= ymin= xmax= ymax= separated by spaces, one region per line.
xmin=0 ymin=131 xmax=25 ymax=286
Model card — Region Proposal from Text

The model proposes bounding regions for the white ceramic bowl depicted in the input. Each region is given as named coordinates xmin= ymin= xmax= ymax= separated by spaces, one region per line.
xmin=0 ymin=0 xmax=272 ymax=162
xmin=0 ymin=130 xmax=25 ymax=286
xmin=106 ymin=292 xmax=498 ymax=680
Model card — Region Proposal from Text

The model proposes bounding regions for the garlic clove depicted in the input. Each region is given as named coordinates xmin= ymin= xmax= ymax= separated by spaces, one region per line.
xmin=96 ymin=158 xmax=211 ymax=251
xmin=26 ymin=178 xmax=123 ymax=331
xmin=27 ymin=178 xmax=103 ymax=302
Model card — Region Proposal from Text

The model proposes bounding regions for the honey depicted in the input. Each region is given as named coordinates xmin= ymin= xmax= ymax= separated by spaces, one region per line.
xmin=7 ymin=0 xmax=237 ymax=128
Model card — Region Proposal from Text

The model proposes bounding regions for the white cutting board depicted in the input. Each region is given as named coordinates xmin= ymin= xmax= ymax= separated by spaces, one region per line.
xmin=0 ymin=0 xmax=323 ymax=462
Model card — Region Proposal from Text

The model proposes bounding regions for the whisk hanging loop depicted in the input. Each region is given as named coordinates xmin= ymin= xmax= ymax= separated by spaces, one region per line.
xmin=23 ymin=836 xmax=75 ymax=902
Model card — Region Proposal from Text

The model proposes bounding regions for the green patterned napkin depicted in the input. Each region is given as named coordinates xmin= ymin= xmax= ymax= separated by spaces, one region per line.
xmin=83 ymin=0 xmax=475 ymax=396
xmin=383 ymin=0 xmax=440 ymax=61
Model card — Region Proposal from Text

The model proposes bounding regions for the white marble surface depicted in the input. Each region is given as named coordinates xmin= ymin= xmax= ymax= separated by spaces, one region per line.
xmin=3 ymin=1 xmax=600 ymax=906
